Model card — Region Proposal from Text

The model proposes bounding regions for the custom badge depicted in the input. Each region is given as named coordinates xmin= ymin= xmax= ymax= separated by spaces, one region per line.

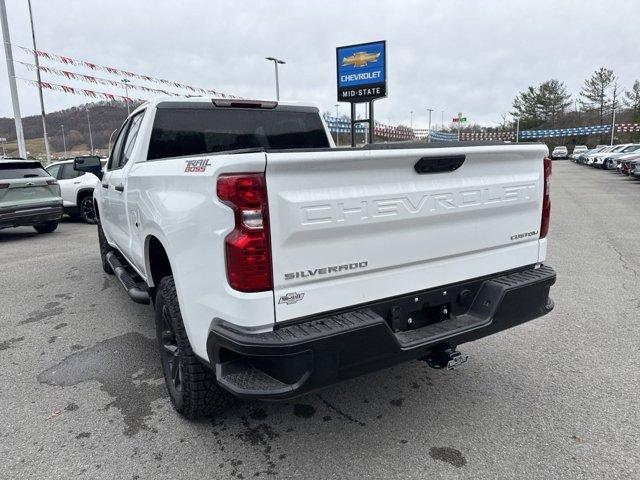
xmin=184 ymin=158 xmax=211 ymax=173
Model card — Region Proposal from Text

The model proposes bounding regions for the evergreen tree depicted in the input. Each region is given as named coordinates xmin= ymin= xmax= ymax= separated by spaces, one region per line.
xmin=538 ymin=79 xmax=572 ymax=126
xmin=624 ymin=80 xmax=640 ymax=122
xmin=512 ymin=86 xmax=541 ymax=128
xmin=580 ymin=67 xmax=615 ymax=125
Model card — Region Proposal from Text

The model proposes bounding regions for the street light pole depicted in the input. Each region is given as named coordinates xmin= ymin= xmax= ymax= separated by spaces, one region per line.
xmin=410 ymin=111 xmax=414 ymax=130
xmin=86 ymin=108 xmax=94 ymax=155
xmin=426 ymin=108 xmax=434 ymax=143
xmin=27 ymin=0 xmax=51 ymax=163
xmin=334 ymin=104 xmax=340 ymax=146
xmin=0 ymin=0 xmax=26 ymax=159
xmin=61 ymin=124 xmax=67 ymax=157
xmin=265 ymin=57 xmax=285 ymax=100
xmin=121 ymin=78 xmax=131 ymax=115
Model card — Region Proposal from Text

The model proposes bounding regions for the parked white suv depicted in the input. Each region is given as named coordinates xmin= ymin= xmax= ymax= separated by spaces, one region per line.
xmin=551 ymin=146 xmax=568 ymax=159
xmin=75 ymin=97 xmax=556 ymax=419
xmin=46 ymin=158 xmax=106 ymax=223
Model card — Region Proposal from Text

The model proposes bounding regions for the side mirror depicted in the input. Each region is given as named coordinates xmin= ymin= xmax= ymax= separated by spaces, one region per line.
xmin=74 ymin=156 xmax=103 ymax=180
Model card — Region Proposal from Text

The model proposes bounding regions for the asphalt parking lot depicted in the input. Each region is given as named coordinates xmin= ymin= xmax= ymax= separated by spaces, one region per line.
xmin=1 ymin=161 xmax=639 ymax=479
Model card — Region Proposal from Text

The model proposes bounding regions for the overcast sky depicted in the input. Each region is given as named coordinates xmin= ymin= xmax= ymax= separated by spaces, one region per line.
xmin=1 ymin=0 xmax=637 ymax=128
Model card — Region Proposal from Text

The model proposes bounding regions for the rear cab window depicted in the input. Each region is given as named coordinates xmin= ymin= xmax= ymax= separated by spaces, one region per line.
xmin=147 ymin=106 xmax=330 ymax=160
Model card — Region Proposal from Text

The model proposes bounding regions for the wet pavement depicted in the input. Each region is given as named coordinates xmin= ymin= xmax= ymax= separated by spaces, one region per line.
xmin=1 ymin=162 xmax=639 ymax=479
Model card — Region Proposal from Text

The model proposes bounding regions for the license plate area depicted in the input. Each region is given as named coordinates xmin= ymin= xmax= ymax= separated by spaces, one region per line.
xmin=368 ymin=279 xmax=485 ymax=333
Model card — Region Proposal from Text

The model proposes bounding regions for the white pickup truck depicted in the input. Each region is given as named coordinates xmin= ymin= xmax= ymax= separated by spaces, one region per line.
xmin=75 ymin=97 xmax=555 ymax=419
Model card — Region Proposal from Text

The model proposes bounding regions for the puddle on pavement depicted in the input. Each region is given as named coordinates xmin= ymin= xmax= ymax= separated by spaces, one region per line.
xmin=37 ymin=332 xmax=166 ymax=436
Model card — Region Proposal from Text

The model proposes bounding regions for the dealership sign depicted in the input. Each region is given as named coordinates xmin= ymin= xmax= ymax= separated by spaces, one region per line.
xmin=336 ymin=41 xmax=386 ymax=102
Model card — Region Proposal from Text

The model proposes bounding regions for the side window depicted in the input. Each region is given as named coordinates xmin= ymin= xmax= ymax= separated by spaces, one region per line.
xmin=119 ymin=112 xmax=144 ymax=168
xmin=59 ymin=163 xmax=83 ymax=180
xmin=108 ymin=121 xmax=130 ymax=171
xmin=46 ymin=164 xmax=61 ymax=179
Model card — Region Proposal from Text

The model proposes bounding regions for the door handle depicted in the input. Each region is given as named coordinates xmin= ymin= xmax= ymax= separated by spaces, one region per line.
xmin=101 ymin=183 xmax=109 ymax=189
xmin=414 ymin=155 xmax=466 ymax=174
xmin=114 ymin=184 xmax=124 ymax=192
xmin=73 ymin=181 xmax=81 ymax=184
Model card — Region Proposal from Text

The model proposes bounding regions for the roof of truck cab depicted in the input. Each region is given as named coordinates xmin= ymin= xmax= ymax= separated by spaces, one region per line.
xmin=133 ymin=97 xmax=319 ymax=115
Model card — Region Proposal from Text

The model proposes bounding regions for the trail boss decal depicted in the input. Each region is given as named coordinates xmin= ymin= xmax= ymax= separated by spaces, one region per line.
xmin=278 ymin=292 xmax=305 ymax=305
xmin=184 ymin=158 xmax=211 ymax=173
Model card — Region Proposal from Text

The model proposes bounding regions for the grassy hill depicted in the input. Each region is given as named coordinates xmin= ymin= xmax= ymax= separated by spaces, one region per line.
xmin=0 ymin=101 xmax=138 ymax=161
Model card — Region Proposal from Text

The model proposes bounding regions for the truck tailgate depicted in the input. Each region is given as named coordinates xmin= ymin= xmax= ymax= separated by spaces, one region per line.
xmin=265 ymin=144 xmax=548 ymax=322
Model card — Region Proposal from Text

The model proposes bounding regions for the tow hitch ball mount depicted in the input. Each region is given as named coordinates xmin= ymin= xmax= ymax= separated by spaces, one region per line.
xmin=424 ymin=345 xmax=468 ymax=370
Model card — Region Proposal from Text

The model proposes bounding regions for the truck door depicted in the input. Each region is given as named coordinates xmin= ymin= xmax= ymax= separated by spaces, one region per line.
xmin=103 ymin=111 xmax=144 ymax=257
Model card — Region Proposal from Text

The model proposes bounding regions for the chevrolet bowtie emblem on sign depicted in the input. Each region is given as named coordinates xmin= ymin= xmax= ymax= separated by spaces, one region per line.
xmin=342 ymin=51 xmax=380 ymax=68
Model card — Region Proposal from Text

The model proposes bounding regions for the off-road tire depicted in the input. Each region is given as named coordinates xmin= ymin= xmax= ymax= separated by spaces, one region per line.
xmin=154 ymin=276 xmax=233 ymax=419
xmin=79 ymin=195 xmax=98 ymax=224
xmin=33 ymin=220 xmax=58 ymax=234
xmin=98 ymin=222 xmax=114 ymax=274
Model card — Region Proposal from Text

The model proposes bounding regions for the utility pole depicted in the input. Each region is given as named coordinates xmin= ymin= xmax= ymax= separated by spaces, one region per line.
xmin=27 ymin=0 xmax=50 ymax=163
xmin=265 ymin=57 xmax=285 ymax=100
xmin=610 ymin=83 xmax=618 ymax=146
xmin=610 ymin=108 xmax=616 ymax=146
xmin=61 ymin=124 xmax=67 ymax=157
xmin=426 ymin=108 xmax=434 ymax=143
xmin=86 ymin=107 xmax=94 ymax=154
xmin=516 ymin=117 xmax=520 ymax=143
xmin=121 ymin=78 xmax=131 ymax=115
xmin=0 ymin=0 xmax=26 ymax=158
xmin=334 ymin=104 xmax=340 ymax=146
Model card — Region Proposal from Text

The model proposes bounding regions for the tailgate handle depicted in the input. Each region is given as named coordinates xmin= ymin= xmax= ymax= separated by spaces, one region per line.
xmin=414 ymin=155 xmax=465 ymax=174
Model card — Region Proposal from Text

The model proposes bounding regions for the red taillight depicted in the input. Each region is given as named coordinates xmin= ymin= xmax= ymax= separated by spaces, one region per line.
xmin=217 ymin=173 xmax=273 ymax=292
xmin=540 ymin=157 xmax=552 ymax=239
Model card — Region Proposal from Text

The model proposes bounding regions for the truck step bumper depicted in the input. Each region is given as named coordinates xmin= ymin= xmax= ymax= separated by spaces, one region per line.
xmin=208 ymin=265 xmax=556 ymax=400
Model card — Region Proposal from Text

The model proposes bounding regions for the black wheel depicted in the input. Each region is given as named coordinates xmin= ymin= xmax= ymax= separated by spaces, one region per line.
xmin=98 ymin=221 xmax=114 ymax=274
xmin=155 ymin=276 xmax=233 ymax=419
xmin=79 ymin=195 xmax=97 ymax=224
xmin=33 ymin=220 xmax=58 ymax=234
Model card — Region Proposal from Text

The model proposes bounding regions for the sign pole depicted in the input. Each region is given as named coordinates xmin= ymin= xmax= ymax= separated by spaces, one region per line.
xmin=368 ymin=100 xmax=374 ymax=144
xmin=350 ymin=103 xmax=356 ymax=147
xmin=0 ymin=0 xmax=26 ymax=159
xmin=516 ymin=117 xmax=520 ymax=143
